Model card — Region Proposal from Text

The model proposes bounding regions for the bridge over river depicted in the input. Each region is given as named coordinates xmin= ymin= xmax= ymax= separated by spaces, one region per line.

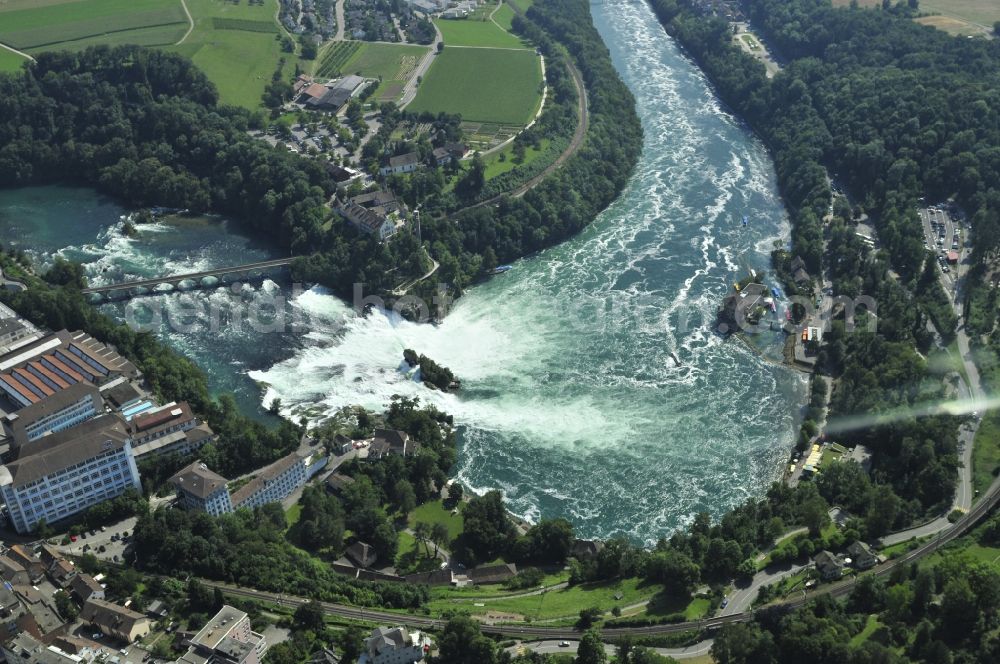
xmin=82 ymin=258 xmax=300 ymax=300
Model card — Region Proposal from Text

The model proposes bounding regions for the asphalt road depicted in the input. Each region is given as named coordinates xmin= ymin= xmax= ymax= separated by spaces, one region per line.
xmin=507 ymin=639 xmax=714 ymax=660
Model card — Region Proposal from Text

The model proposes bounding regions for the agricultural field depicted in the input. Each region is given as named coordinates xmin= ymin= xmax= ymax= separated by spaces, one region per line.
xmin=0 ymin=0 xmax=188 ymax=53
xmin=170 ymin=0 xmax=300 ymax=109
xmin=919 ymin=0 xmax=1000 ymax=29
xmin=337 ymin=42 xmax=429 ymax=103
xmin=831 ymin=0 xmax=997 ymax=36
xmin=409 ymin=47 xmax=542 ymax=125
xmin=434 ymin=17 xmax=530 ymax=49
xmin=316 ymin=41 xmax=362 ymax=78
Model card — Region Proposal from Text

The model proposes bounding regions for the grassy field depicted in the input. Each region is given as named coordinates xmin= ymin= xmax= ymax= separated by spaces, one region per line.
xmin=849 ymin=615 xmax=883 ymax=647
xmin=972 ymin=411 xmax=1000 ymax=498
xmin=0 ymin=0 xmax=187 ymax=52
xmin=0 ymin=48 xmax=29 ymax=73
xmin=483 ymin=138 xmax=553 ymax=179
xmin=493 ymin=4 xmax=517 ymax=31
xmin=409 ymin=47 xmax=542 ymax=124
xmin=171 ymin=0 xmax=299 ymax=109
xmin=507 ymin=0 xmax=533 ymax=13
xmin=434 ymin=17 xmax=529 ymax=49
xmin=338 ymin=42 xmax=429 ymax=102
xmin=407 ymin=500 xmax=464 ymax=541
xmin=427 ymin=577 xmax=660 ymax=620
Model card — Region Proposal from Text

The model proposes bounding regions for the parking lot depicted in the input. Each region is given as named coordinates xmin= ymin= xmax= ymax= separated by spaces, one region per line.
xmin=919 ymin=203 xmax=969 ymax=296
xmin=55 ymin=516 xmax=136 ymax=563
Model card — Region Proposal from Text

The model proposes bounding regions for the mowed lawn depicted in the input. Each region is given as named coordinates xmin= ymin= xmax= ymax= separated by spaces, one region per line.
xmin=340 ymin=42 xmax=430 ymax=102
xmin=493 ymin=4 xmax=517 ymax=32
xmin=0 ymin=48 xmax=29 ymax=73
xmin=972 ymin=410 xmax=1000 ymax=498
xmin=434 ymin=18 xmax=529 ymax=49
xmin=171 ymin=0 xmax=298 ymax=109
xmin=0 ymin=0 xmax=187 ymax=51
xmin=409 ymin=48 xmax=542 ymax=125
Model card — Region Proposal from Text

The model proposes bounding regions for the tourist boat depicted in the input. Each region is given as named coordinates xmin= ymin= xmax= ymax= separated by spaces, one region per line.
xmin=491 ymin=265 xmax=513 ymax=274
xmin=742 ymin=215 xmax=748 ymax=227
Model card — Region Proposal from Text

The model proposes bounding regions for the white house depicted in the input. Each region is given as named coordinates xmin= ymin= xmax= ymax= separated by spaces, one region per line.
xmin=359 ymin=627 xmax=432 ymax=664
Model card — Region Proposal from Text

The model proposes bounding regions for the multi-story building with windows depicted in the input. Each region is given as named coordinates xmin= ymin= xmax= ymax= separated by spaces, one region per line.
xmin=170 ymin=462 xmax=233 ymax=517
xmin=230 ymin=453 xmax=307 ymax=511
xmin=178 ymin=605 xmax=268 ymax=664
xmin=3 ymin=382 xmax=103 ymax=448
xmin=0 ymin=415 xmax=141 ymax=534
xmin=129 ymin=401 xmax=215 ymax=459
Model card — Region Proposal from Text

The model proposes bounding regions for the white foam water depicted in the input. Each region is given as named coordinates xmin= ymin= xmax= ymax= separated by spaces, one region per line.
xmin=249 ymin=1 xmax=807 ymax=543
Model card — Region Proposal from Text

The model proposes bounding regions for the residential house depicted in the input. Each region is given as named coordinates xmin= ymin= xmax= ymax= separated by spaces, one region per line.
xmin=70 ymin=573 xmax=105 ymax=602
xmin=359 ymin=626 xmax=432 ymax=664
xmin=79 ymin=598 xmax=151 ymax=644
xmin=373 ymin=429 xmax=416 ymax=456
xmin=814 ymin=550 xmax=844 ymax=581
xmin=325 ymin=473 xmax=355 ymax=495
xmin=350 ymin=190 xmax=400 ymax=216
xmin=571 ymin=539 xmax=604 ymax=559
xmin=170 ymin=461 xmax=233 ymax=517
xmin=0 ymin=555 xmax=30 ymax=586
xmin=444 ymin=143 xmax=468 ymax=160
xmin=338 ymin=200 xmax=397 ymax=241
xmin=325 ymin=163 xmax=365 ymax=191
xmin=846 ymin=541 xmax=878 ymax=570
xmin=467 ymin=563 xmax=518 ymax=585
xmin=402 ymin=569 xmax=453 ymax=586
xmin=1 ymin=632 xmax=98 ymax=664
xmin=6 ymin=545 xmax=44 ymax=582
xmin=431 ymin=147 xmax=452 ymax=166
xmin=50 ymin=559 xmax=76 ymax=588
xmin=346 ymin=541 xmax=378 ymax=569
xmin=12 ymin=585 xmax=63 ymax=636
xmin=379 ymin=153 xmax=420 ymax=176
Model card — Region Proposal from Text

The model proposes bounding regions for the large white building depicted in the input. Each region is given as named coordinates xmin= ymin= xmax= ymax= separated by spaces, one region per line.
xmin=0 ymin=415 xmax=141 ymax=534
xmin=179 ymin=605 xmax=268 ymax=664
xmin=360 ymin=627 xmax=432 ymax=664
xmin=230 ymin=452 xmax=308 ymax=511
xmin=170 ymin=462 xmax=233 ymax=517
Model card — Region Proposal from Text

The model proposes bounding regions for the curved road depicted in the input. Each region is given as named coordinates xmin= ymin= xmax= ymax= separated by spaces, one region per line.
xmin=175 ymin=0 xmax=195 ymax=46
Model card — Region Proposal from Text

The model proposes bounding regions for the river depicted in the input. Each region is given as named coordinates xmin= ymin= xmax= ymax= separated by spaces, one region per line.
xmin=0 ymin=1 xmax=805 ymax=543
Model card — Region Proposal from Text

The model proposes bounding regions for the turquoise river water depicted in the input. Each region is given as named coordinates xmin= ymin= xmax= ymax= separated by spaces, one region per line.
xmin=0 ymin=0 xmax=805 ymax=543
